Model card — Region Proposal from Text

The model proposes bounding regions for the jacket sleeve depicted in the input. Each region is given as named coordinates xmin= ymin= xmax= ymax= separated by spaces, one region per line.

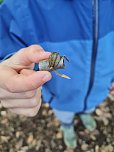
xmin=0 ymin=1 xmax=27 ymax=62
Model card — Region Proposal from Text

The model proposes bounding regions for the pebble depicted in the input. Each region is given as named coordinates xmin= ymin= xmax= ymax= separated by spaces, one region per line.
xmin=107 ymin=145 xmax=113 ymax=152
xmin=112 ymin=141 xmax=114 ymax=145
xmin=1 ymin=111 xmax=7 ymax=116
xmin=1 ymin=118 xmax=8 ymax=124
xmin=102 ymin=117 xmax=109 ymax=126
xmin=53 ymin=118 xmax=60 ymax=127
xmin=48 ymin=110 xmax=53 ymax=115
xmin=35 ymin=140 xmax=42 ymax=151
xmin=15 ymin=139 xmax=23 ymax=149
xmin=42 ymin=110 xmax=48 ymax=116
xmin=94 ymin=129 xmax=100 ymax=135
xmin=0 ymin=103 xmax=2 ymax=109
xmin=104 ymin=113 xmax=112 ymax=119
xmin=27 ymin=134 xmax=33 ymax=144
xmin=108 ymin=94 xmax=114 ymax=101
xmin=100 ymin=101 xmax=108 ymax=107
xmin=64 ymin=148 xmax=74 ymax=152
xmin=79 ymin=131 xmax=86 ymax=136
xmin=103 ymin=107 xmax=110 ymax=113
xmin=74 ymin=119 xmax=79 ymax=125
xmin=100 ymin=145 xmax=114 ymax=152
xmin=9 ymin=149 xmax=14 ymax=152
xmin=1 ymin=136 xmax=10 ymax=142
xmin=90 ymin=134 xmax=96 ymax=141
xmin=81 ymin=144 xmax=88 ymax=151
xmin=45 ymin=148 xmax=51 ymax=152
xmin=96 ymin=109 xmax=103 ymax=116
xmin=95 ymin=145 xmax=100 ymax=152
xmin=56 ymin=131 xmax=62 ymax=139
xmin=32 ymin=139 xmax=37 ymax=146
xmin=106 ymin=138 xmax=111 ymax=143
xmin=21 ymin=146 xmax=29 ymax=151
xmin=16 ymin=131 xmax=21 ymax=138
xmin=43 ymin=103 xmax=49 ymax=108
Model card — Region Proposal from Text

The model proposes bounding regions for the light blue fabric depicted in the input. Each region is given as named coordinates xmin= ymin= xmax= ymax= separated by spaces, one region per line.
xmin=53 ymin=108 xmax=95 ymax=124
xmin=53 ymin=109 xmax=75 ymax=124
xmin=0 ymin=0 xmax=114 ymax=112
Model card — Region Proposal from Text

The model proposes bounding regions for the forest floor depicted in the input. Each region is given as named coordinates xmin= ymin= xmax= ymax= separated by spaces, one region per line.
xmin=0 ymin=97 xmax=114 ymax=152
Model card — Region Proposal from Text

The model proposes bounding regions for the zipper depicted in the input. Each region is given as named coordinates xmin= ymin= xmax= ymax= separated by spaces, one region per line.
xmin=83 ymin=0 xmax=99 ymax=111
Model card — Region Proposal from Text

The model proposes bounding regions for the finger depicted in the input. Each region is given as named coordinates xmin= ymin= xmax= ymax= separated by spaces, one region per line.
xmin=110 ymin=90 xmax=114 ymax=95
xmin=1 ymin=89 xmax=41 ymax=108
xmin=110 ymin=83 xmax=114 ymax=89
xmin=8 ymin=100 xmax=41 ymax=117
xmin=20 ymin=69 xmax=36 ymax=75
xmin=0 ymin=87 xmax=38 ymax=99
xmin=5 ymin=71 xmax=51 ymax=92
xmin=10 ymin=45 xmax=51 ymax=66
xmin=112 ymin=83 xmax=114 ymax=87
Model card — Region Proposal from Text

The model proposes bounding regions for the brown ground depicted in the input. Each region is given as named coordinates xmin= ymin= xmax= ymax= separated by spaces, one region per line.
xmin=0 ymin=97 xmax=114 ymax=152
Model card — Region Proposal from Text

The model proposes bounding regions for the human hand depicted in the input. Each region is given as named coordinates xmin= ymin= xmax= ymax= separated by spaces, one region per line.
xmin=0 ymin=45 xmax=52 ymax=116
xmin=109 ymin=83 xmax=114 ymax=101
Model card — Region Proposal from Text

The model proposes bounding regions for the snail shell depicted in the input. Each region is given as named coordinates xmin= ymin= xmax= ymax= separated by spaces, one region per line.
xmin=39 ymin=52 xmax=65 ymax=71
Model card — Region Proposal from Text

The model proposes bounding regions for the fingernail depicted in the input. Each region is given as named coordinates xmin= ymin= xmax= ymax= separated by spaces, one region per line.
xmin=42 ymin=74 xmax=51 ymax=82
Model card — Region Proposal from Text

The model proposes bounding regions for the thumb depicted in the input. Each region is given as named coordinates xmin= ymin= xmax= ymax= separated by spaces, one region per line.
xmin=5 ymin=70 xmax=52 ymax=92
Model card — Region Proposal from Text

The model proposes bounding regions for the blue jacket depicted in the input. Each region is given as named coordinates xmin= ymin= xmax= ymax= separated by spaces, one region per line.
xmin=0 ymin=0 xmax=114 ymax=112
